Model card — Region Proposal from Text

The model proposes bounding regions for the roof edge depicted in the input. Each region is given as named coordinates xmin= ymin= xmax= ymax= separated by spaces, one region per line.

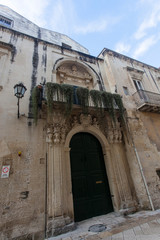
xmin=98 ymin=48 xmax=160 ymax=71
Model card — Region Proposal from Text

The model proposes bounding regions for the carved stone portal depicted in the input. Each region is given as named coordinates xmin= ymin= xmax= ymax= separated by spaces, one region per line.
xmin=46 ymin=113 xmax=123 ymax=145
xmin=57 ymin=62 xmax=93 ymax=88
xmin=45 ymin=111 xmax=137 ymax=237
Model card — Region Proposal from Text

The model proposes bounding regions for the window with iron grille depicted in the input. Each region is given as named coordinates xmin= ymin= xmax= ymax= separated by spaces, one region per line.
xmin=0 ymin=15 xmax=13 ymax=28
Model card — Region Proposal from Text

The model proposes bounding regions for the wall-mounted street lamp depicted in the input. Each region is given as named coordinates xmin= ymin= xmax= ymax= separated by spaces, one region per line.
xmin=13 ymin=82 xmax=27 ymax=118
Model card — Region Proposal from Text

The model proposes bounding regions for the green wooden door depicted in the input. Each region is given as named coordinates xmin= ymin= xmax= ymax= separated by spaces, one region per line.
xmin=70 ymin=132 xmax=113 ymax=222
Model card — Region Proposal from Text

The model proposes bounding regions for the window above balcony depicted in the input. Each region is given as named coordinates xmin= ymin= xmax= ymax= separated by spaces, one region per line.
xmin=133 ymin=90 xmax=160 ymax=112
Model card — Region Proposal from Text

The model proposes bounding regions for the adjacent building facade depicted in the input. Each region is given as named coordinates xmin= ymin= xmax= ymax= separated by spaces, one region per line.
xmin=0 ymin=5 xmax=160 ymax=240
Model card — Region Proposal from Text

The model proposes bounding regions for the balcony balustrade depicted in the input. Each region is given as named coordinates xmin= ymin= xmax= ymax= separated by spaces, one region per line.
xmin=133 ymin=90 xmax=160 ymax=112
xmin=32 ymin=83 xmax=124 ymax=123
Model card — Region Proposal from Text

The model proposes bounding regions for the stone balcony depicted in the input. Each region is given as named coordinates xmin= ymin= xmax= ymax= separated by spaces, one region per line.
xmin=133 ymin=90 xmax=160 ymax=113
xmin=33 ymin=83 xmax=125 ymax=125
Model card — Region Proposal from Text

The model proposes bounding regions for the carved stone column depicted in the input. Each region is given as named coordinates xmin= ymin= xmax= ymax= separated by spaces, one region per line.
xmin=46 ymin=113 xmax=75 ymax=237
xmin=105 ymin=119 xmax=137 ymax=212
xmin=103 ymin=148 xmax=121 ymax=211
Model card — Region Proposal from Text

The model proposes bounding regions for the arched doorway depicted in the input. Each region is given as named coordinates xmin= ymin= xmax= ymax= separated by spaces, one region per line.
xmin=70 ymin=132 xmax=113 ymax=222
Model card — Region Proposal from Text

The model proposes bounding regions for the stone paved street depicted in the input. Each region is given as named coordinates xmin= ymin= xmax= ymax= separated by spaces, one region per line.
xmin=47 ymin=210 xmax=160 ymax=240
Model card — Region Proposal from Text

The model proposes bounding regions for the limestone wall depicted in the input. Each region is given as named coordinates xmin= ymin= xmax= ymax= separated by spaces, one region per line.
xmin=0 ymin=4 xmax=89 ymax=54
xmin=0 ymin=26 xmax=105 ymax=239
xmin=100 ymin=49 xmax=160 ymax=210
xmin=1 ymin=11 xmax=160 ymax=239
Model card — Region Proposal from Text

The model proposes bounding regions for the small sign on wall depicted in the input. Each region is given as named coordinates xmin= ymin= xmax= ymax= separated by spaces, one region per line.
xmin=1 ymin=165 xmax=10 ymax=178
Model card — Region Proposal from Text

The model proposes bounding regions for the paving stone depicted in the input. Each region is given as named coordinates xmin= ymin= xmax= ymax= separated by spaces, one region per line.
xmin=123 ymin=229 xmax=136 ymax=240
xmin=98 ymin=231 xmax=112 ymax=238
xmin=133 ymin=225 xmax=143 ymax=235
xmin=62 ymin=238 xmax=72 ymax=240
xmin=85 ymin=234 xmax=100 ymax=240
xmin=48 ymin=210 xmax=160 ymax=240
xmin=148 ymin=219 xmax=160 ymax=228
xmin=111 ymin=232 xmax=124 ymax=240
xmin=135 ymin=234 xmax=160 ymax=240
xmin=101 ymin=237 xmax=111 ymax=240
xmin=140 ymin=223 xmax=151 ymax=235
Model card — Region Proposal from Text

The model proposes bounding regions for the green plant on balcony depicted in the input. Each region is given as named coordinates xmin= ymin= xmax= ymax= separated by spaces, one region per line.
xmin=46 ymin=82 xmax=60 ymax=113
xmin=76 ymin=87 xmax=89 ymax=114
xmin=32 ymin=82 xmax=125 ymax=124
xmin=113 ymin=93 xmax=125 ymax=123
xmin=46 ymin=82 xmax=73 ymax=115
xmin=90 ymin=89 xmax=103 ymax=109
xmin=101 ymin=91 xmax=115 ymax=122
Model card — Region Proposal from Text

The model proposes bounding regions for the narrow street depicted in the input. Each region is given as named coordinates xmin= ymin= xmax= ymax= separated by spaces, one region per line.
xmin=48 ymin=210 xmax=160 ymax=240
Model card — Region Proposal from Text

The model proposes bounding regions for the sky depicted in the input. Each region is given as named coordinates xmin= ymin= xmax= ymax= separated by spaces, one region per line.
xmin=0 ymin=0 xmax=160 ymax=68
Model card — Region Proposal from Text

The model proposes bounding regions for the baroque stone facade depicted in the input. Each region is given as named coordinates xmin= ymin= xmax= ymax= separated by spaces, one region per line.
xmin=0 ymin=4 xmax=160 ymax=240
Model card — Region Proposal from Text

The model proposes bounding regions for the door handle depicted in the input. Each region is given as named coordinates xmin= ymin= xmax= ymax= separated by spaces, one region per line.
xmin=96 ymin=181 xmax=103 ymax=184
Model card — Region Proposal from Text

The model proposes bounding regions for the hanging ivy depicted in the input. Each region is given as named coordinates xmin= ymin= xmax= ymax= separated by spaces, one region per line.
xmin=32 ymin=82 xmax=125 ymax=125
xmin=101 ymin=92 xmax=115 ymax=122
xmin=76 ymin=87 xmax=89 ymax=114
xmin=46 ymin=82 xmax=73 ymax=115
xmin=61 ymin=84 xmax=74 ymax=115
xmin=46 ymin=82 xmax=61 ymax=113
xmin=113 ymin=94 xmax=125 ymax=123
xmin=90 ymin=89 xmax=103 ymax=109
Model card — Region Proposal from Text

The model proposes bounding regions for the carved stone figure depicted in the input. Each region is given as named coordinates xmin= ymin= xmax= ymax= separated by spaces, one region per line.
xmin=61 ymin=126 xmax=66 ymax=144
xmin=80 ymin=114 xmax=92 ymax=127
xmin=53 ymin=124 xmax=61 ymax=144
xmin=105 ymin=119 xmax=122 ymax=144
xmin=72 ymin=115 xmax=79 ymax=128
xmin=92 ymin=117 xmax=99 ymax=129
xmin=46 ymin=128 xmax=53 ymax=143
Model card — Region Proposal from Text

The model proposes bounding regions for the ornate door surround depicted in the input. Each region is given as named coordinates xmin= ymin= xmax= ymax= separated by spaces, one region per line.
xmin=46 ymin=111 xmax=136 ymax=236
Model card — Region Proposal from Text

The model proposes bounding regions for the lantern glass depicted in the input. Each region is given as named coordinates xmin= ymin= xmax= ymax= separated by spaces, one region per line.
xmin=14 ymin=86 xmax=18 ymax=95
xmin=14 ymin=83 xmax=27 ymax=98
xmin=21 ymin=87 xmax=26 ymax=96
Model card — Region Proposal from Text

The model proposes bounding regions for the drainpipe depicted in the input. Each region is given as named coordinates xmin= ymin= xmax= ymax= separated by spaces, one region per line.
xmin=126 ymin=119 xmax=155 ymax=211
xmin=44 ymin=152 xmax=48 ymax=238
xmin=132 ymin=141 xmax=155 ymax=211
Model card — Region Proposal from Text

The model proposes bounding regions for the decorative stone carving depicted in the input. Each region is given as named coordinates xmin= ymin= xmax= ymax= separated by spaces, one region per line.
xmin=46 ymin=112 xmax=71 ymax=145
xmin=47 ymin=111 xmax=122 ymax=145
xmin=58 ymin=65 xmax=92 ymax=80
xmin=46 ymin=128 xmax=53 ymax=144
xmin=126 ymin=66 xmax=144 ymax=81
xmin=59 ymin=73 xmax=66 ymax=83
xmin=80 ymin=114 xmax=92 ymax=128
xmin=71 ymin=65 xmax=77 ymax=73
xmin=71 ymin=115 xmax=79 ymax=128
xmin=105 ymin=120 xmax=122 ymax=144
xmin=53 ymin=124 xmax=61 ymax=144
xmin=57 ymin=63 xmax=93 ymax=87
xmin=61 ymin=126 xmax=67 ymax=144
xmin=46 ymin=124 xmax=68 ymax=145
xmin=92 ymin=117 xmax=99 ymax=129
xmin=85 ymin=79 xmax=91 ymax=88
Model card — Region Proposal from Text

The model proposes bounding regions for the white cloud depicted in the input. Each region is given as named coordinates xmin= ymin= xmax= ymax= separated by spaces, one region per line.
xmin=134 ymin=1 xmax=160 ymax=40
xmin=115 ymin=42 xmax=131 ymax=54
xmin=49 ymin=0 xmax=111 ymax=35
xmin=0 ymin=0 xmax=50 ymax=26
xmin=74 ymin=18 xmax=108 ymax=34
xmin=49 ymin=0 xmax=76 ymax=34
xmin=133 ymin=35 xmax=158 ymax=58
